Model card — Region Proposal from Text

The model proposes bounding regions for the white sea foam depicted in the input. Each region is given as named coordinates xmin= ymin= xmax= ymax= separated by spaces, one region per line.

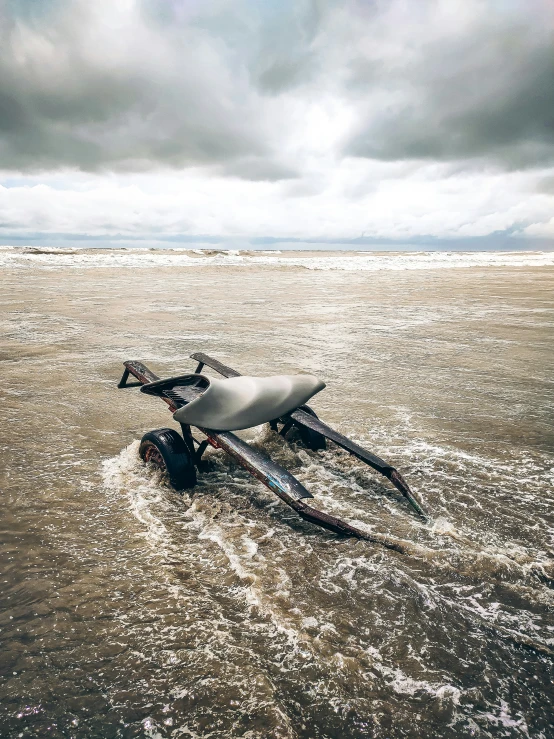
xmin=99 ymin=429 xmax=553 ymax=731
xmin=1 ymin=245 xmax=553 ymax=271
xmin=102 ymin=439 xmax=308 ymax=643
xmin=102 ymin=440 xmax=172 ymax=550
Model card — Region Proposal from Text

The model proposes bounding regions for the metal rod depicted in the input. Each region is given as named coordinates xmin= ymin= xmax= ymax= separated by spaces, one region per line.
xmin=188 ymin=352 xmax=428 ymax=520
xmin=120 ymin=359 xmax=423 ymax=547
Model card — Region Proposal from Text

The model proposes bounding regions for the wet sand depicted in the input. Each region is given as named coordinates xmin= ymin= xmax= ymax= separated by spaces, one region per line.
xmin=1 ymin=250 xmax=553 ymax=737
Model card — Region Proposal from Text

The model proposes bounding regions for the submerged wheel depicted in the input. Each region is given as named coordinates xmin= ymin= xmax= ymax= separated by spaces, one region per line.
xmin=294 ymin=406 xmax=326 ymax=451
xmin=139 ymin=428 xmax=197 ymax=491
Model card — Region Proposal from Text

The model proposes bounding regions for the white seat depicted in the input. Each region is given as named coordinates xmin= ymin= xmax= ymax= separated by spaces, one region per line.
xmin=173 ymin=374 xmax=325 ymax=431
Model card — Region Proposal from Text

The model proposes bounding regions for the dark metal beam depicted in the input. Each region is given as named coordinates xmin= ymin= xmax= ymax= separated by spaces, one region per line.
xmin=187 ymin=352 xmax=428 ymax=519
xmin=122 ymin=360 xmax=313 ymax=502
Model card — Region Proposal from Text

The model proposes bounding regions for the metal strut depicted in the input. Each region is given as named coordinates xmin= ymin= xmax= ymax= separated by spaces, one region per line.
xmin=189 ymin=352 xmax=428 ymax=520
xmin=119 ymin=357 xmax=425 ymax=551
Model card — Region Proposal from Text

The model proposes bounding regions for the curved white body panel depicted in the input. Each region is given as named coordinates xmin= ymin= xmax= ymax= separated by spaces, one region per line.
xmin=173 ymin=374 xmax=325 ymax=431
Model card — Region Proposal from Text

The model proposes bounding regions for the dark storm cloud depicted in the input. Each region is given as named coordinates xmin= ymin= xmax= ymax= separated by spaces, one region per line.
xmin=345 ymin=8 xmax=554 ymax=170
xmin=0 ymin=0 xmax=297 ymax=176
xmin=0 ymin=0 xmax=553 ymax=179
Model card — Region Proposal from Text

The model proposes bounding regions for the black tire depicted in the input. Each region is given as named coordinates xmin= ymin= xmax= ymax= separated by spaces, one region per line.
xmin=139 ymin=428 xmax=197 ymax=491
xmin=294 ymin=406 xmax=326 ymax=451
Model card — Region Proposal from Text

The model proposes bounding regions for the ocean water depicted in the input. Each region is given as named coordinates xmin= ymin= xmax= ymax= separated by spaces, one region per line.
xmin=1 ymin=247 xmax=553 ymax=738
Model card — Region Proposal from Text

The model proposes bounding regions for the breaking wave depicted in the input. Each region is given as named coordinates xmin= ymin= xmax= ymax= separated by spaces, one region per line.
xmin=1 ymin=245 xmax=553 ymax=271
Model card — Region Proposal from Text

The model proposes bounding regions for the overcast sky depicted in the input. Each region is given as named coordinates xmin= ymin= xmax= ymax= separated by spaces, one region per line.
xmin=1 ymin=0 xmax=553 ymax=248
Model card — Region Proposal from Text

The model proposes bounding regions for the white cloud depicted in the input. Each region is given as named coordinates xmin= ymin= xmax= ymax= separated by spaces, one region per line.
xmin=0 ymin=0 xmax=553 ymax=244
xmin=1 ymin=163 xmax=553 ymax=242
xmin=521 ymin=218 xmax=554 ymax=238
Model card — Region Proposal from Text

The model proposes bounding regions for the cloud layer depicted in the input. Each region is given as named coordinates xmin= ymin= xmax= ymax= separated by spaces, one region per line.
xmin=0 ymin=0 xmax=553 ymax=242
xmin=343 ymin=2 xmax=554 ymax=170
xmin=0 ymin=0 xmax=283 ymax=175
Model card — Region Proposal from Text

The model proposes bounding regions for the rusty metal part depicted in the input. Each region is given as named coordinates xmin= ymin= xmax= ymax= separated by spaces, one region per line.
xmin=190 ymin=353 xmax=241 ymax=378
xmin=142 ymin=443 xmax=165 ymax=470
xmin=287 ymin=499 xmax=409 ymax=553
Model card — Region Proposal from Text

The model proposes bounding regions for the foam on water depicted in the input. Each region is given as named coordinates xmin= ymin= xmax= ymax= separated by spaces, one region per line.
xmin=102 ymin=439 xmax=309 ymax=643
xmin=101 ymin=423 xmax=554 ymax=725
xmin=1 ymin=245 xmax=553 ymax=271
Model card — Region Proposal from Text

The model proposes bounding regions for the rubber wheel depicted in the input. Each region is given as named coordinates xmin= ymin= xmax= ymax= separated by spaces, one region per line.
xmin=139 ymin=428 xmax=197 ymax=491
xmin=294 ymin=406 xmax=326 ymax=451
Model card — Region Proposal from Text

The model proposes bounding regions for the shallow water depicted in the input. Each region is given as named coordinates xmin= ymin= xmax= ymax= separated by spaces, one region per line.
xmin=1 ymin=249 xmax=553 ymax=738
